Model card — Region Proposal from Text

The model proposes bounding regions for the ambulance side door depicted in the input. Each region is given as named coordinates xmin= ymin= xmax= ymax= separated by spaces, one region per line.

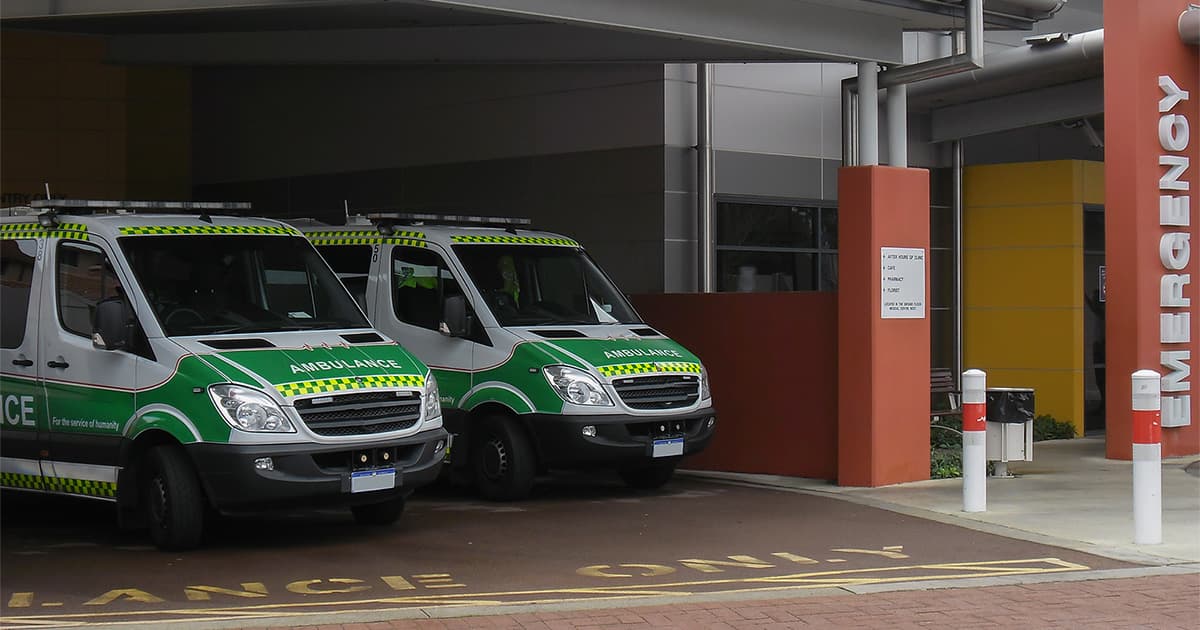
xmin=39 ymin=238 xmax=136 ymax=498
xmin=386 ymin=244 xmax=477 ymax=407
xmin=0 ymin=236 xmax=48 ymax=491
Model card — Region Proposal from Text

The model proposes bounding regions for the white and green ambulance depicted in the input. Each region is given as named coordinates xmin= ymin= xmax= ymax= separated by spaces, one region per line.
xmin=0 ymin=201 xmax=447 ymax=550
xmin=298 ymin=213 xmax=717 ymax=500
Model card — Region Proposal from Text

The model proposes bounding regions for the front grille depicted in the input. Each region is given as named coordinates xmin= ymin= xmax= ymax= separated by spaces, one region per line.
xmin=612 ymin=374 xmax=700 ymax=410
xmin=294 ymin=390 xmax=421 ymax=437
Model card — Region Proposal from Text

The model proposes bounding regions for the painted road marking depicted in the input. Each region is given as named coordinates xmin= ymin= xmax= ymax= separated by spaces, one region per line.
xmin=0 ymin=558 xmax=1090 ymax=627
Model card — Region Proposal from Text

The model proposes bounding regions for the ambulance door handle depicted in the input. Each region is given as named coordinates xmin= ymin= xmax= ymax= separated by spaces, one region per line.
xmin=11 ymin=358 xmax=33 ymax=367
xmin=46 ymin=359 xmax=70 ymax=369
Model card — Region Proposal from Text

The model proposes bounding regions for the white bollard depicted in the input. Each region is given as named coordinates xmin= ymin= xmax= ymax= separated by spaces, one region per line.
xmin=1132 ymin=370 xmax=1162 ymax=545
xmin=962 ymin=369 xmax=987 ymax=512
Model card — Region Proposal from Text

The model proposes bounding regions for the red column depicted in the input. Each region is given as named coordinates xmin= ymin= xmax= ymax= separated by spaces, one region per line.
xmin=1104 ymin=0 xmax=1200 ymax=458
xmin=837 ymin=166 xmax=931 ymax=486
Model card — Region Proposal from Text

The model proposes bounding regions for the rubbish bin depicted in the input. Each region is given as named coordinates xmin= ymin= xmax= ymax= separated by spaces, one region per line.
xmin=985 ymin=387 xmax=1035 ymax=476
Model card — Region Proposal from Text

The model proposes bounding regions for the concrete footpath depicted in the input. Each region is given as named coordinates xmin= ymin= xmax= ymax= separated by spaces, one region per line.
xmin=256 ymin=436 xmax=1199 ymax=629
xmin=705 ymin=436 xmax=1200 ymax=567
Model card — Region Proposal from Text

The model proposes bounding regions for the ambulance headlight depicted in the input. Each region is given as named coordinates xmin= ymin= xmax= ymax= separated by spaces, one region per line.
xmin=543 ymin=365 xmax=613 ymax=406
xmin=423 ymin=373 xmax=442 ymax=420
xmin=700 ymin=365 xmax=711 ymax=400
xmin=209 ymin=384 xmax=296 ymax=433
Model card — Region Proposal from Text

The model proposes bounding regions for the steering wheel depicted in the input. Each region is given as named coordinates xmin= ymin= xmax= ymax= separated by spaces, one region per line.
xmin=164 ymin=307 xmax=204 ymax=331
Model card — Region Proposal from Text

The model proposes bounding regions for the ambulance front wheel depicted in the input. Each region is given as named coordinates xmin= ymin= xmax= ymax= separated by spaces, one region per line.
xmin=143 ymin=445 xmax=205 ymax=551
xmin=619 ymin=460 xmax=677 ymax=490
xmin=352 ymin=496 xmax=406 ymax=526
xmin=473 ymin=414 xmax=536 ymax=501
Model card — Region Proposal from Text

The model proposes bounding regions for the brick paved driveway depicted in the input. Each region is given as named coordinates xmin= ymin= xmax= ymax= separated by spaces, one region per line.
xmin=277 ymin=574 xmax=1199 ymax=629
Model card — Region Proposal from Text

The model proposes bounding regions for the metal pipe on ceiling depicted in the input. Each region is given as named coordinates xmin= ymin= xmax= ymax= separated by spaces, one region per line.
xmin=905 ymin=28 xmax=1103 ymax=105
xmin=843 ymin=0 xmax=984 ymax=166
xmin=1181 ymin=5 xmax=1199 ymax=46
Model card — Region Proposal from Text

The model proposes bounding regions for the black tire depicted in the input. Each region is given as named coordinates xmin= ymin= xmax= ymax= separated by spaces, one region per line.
xmin=351 ymin=497 xmax=406 ymax=526
xmin=619 ymin=461 xmax=677 ymax=490
xmin=143 ymin=445 xmax=205 ymax=551
xmin=472 ymin=415 xmax=536 ymax=501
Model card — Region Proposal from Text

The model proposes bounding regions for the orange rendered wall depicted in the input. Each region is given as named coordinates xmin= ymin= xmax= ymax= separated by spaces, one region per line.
xmin=837 ymin=166 xmax=931 ymax=486
xmin=1104 ymin=0 xmax=1200 ymax=458
xmin=631 ymin=292 xmax=839 ymax=480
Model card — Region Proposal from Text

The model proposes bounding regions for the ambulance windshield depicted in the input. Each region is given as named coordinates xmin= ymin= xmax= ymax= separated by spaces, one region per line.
xmin=454 ymin=244 xmax=641 ymax=327
xmin=121 ymin=235 xmax=369 ymax=336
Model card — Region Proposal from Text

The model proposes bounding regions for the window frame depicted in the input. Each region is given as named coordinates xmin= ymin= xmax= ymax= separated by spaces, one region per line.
xmin=0 ymin=238 xmax=38 ymax=349
xmin=55 ymin=239 xmax=119 ymax=340
xmin=713 ymin=195 xmax=839 ymax=292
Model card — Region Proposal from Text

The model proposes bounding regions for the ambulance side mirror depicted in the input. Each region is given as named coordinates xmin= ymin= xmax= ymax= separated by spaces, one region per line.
xmin=92 ymin=299 xmax=131 ymax=351
xmin=439 ymin=294 xmax=469 ymax=337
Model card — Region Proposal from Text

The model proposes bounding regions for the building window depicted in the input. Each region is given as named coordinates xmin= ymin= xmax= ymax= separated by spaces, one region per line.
xmin=715 ymin=200 xmax=837 ymax=292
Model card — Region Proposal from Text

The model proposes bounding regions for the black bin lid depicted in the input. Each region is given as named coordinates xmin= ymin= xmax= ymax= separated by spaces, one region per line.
xmin=985 ymin=387 xmax=1035 ymax=424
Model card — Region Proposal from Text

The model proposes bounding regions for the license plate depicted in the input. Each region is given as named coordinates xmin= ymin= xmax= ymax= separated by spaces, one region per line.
xmin=350 ymin=468 xmax=396 ymax=493
xmin=652 ymin=437 xmax=684 ymax=458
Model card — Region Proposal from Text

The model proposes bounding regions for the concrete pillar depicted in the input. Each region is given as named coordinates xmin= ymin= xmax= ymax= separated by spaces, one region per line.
xmin=837 ymin=166 xmax=931 ymax=486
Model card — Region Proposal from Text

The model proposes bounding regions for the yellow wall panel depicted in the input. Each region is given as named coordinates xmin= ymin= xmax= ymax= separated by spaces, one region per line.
xmin=1 ymin=59 xmax=59 ymax=96
xmin=1 ymin=32 xmax=191 ymax=204
xmin=965 ymin=161 xmax=1083 ymax=208
xmin=963 ymin=159 xmax=1099 ymax=441
xmin=965 ymin=204 xmax=1080 ymax=249
xmin=1 ymin=97 xmax=57 ymax=131
xmin=1081 ymin=161 xmax=1105 ymax=205
xmin=965 ymin=248 xmax=1082 ymax=309
xmin=57 ymin=61 xmax=125 ymax=99
xmin=1 ymin=129 xmax=56 ymax=181
xmin=964 ymin=308 xmax=1082 ymax=370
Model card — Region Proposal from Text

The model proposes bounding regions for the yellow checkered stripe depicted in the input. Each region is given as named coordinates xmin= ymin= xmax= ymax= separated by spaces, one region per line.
xmin=307 ymin=230 xmax=427 ymax=247
xmin=276 ymin=374 xmax=426 ymax=397
xmin=0 ymin=473 xmax=116 ymax=497
xmin=597 ymin=362 xmax=702 ymax=377
xmin=52 ymin=477 xmax=117 ymax=498
xmin=119 ymin=225 xmax=299 ymax=236
xmin=1 ymin=472 xmax=46 ymax=491
xmin=1 ymin=222 xmax=89 ymax=241
xmin=451 ymin=235 xmax=579 ymax=247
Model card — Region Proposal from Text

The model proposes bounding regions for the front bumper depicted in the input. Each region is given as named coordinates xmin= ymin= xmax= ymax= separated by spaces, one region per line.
xmin=188 ymin=427 xmax=448 ymax=513
xmin=524 ymin=407 xmax=717 ymax=469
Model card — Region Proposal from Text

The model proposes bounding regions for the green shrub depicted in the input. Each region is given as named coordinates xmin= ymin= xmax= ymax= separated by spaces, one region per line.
xmin=1033 ymin=414 xmax=1076 ymax=441
xmin=930 ymin=447 xmax=962 ymax=479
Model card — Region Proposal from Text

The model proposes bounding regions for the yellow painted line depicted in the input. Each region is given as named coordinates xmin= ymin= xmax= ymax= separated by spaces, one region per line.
xmin=0 ymin=558 xmax=1089 ymax=627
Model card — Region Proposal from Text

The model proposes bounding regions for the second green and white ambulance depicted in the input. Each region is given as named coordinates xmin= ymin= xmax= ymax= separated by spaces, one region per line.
xmin=0 ymin=201 xmax=446 ymax=550
xmin=299 ymin=213 xmax=717 ymax=500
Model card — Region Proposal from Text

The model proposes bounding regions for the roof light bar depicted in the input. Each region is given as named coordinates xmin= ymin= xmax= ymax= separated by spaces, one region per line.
xmin=30 ymin=199 xmax=253 ymax=211
xmin=366 ymin=212 xmax=532 ymax=227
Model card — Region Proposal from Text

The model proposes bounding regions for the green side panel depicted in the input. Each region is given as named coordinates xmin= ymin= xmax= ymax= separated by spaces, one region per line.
xmin=126 ymin=409 xmax=212 ymax=444
xmin=133 ymin=356 xmax=235 ymax=443
xmin=432 ymin=368 xmax=471 ymax=408
xmin=0 ymin=374 xmax=46 ymax=434
xmin=462 ymin=386 xmax=535 ymax=415
xmin=466 ymin=342 xmax=580 ymax=414
xmin=43 ymin=380 xmax=136 ymax=438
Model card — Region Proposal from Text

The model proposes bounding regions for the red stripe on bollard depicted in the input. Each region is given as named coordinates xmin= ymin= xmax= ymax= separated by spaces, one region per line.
xmin=1132 ymin=409 xmax=1161 ymax=445
xmin=962 ymin=402 xmax=986 ymax=432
